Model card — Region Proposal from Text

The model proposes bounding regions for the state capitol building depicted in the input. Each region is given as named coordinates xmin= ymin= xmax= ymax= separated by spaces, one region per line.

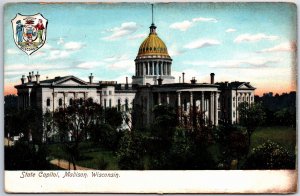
xmin=15 ymin=15 xmax=255 ymax=137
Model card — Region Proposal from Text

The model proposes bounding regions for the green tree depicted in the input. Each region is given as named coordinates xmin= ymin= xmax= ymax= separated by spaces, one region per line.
xmin=53 ymin=98 xmax=102 ymax=169
xmin=238 ymin=102 xmax=266 ymax=149
xmin=117 ymin=131 xmax=145 ymax=169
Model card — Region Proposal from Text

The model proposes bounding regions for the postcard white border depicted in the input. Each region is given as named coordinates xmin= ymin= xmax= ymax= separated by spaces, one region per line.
xmin=1 ymin=0 xmax=299 ymax=194
xmin=4 ymin=170 xmax=297 ymax=193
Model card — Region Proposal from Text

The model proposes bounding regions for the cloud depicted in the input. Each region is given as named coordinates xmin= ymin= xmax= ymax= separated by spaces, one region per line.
xmin=103 ymin=54 xmax=134 ymax=72
xmin=184 ymin=57 xmax=281 ymax=69
xmin=226 ymin=28 xmax=236 ymax=33
xmin=76 ymin=61 xmax=103 ymax=69
xmin=46 ymin=50 xmax=72 ymax=60
xmin=128 ymin=33 xmax=147 ymax=40
xmin=102 ymin=22 xmax=138 ymax=41
xmin=170 ymin=17 xmax=217 ymax=31
xmin=41 ymin=41 xmax=85 ymax=60
xmin=6 ymin=48 xmax=21 ymax=55
xmin=5 ymin=63 xmax=70 ymax=78
xmin=64 ymin=41 xmax=86 ymax=51
xmin=169 ymin=20 xmax=193 ymax=31
xmin=168 ymin=44 xmax=186 ymax=56
xmin=257 ymin=42 xmax=297 ymax=53
xmin=109 ymin=59 xmax=133 ymax=70
xmin=57 ymin=37 xmax=65 ymax=45
xmin=192 ymin=17 xmax=218 ymax=23
xmin=104 ymin=54 xmax=128 ymax=62
xmin=184 ymin=39 xmax=221 ymax=49
xmin=234 ymin=33 xmax=279 ymax=43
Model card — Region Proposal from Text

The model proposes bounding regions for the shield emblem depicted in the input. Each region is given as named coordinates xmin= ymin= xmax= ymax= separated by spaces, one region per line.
xmin=11 ymin=13 xmax=48 ymax=55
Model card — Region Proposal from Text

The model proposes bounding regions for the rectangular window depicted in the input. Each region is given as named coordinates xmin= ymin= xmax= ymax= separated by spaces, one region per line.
xmin=109 ymin=91 xmax=112 ymax=95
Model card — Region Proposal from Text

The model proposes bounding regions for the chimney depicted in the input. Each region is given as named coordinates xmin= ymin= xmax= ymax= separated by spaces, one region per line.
xmin=182 ymin=72 xmax=185 ymax=83
xmin=35 ymin=71 xmax=40 ymax=84
xmin=31 ymin=71 xmax=36 ymax=82
xmin=125 ymin=76 xmax=129 ymax=89
xmin=191 ymin=77 xmax=197 ymax=84
xmin=89 ymin=73 xmax=94 ymax=84
xmin=21 ymin=75 xmax=26 ymax=84
xmin=27 ymin=72 xmax=32 ymax=82
xmin=157 ymin=77 xmax=163 ymax=85
xmin=179 ymin=76 xmax=181 ymax=83
xmin=210 ymin=73 xmax=215 ymax=84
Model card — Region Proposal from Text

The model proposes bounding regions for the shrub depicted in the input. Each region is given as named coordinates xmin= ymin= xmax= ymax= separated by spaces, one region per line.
xmin=244 ymin=140 xmax=295 ymax=169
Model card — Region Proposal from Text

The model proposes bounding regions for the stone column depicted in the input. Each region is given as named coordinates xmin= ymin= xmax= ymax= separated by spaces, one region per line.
xmin=53 ymin=92 xmax=57 ymax=112
xmin=28 ymin=90 xmax=31 ymax=107
xmin=64 ymin=92 xmax=67 ymax=108
xmin=177 ymin=92 xmax=181 ymax=123
xmin=209 ymin=92 xmax=213 ymax=124
xmin=160 ymin=62 xmax=163 ymax=75
xmin=215 ymin=92 xmax=219 ymax=126
xmin=212 ymin=92 xmax=215 ymax=125
xmin=177 ymin=92 xmax=181 ymax=107
xmin=190 ymin=91 xmax=193 ymax=108
xmin=158 ymin=92 xmax=161 ymax=105
xmin=201 ymin=91 xmax=205 ymax=112
xmin=166 ymin=93 xmax=170 ymax=105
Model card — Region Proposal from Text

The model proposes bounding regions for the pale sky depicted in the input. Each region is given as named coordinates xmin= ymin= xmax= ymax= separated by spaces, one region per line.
xmin=4 ymin=2 xmax=297 ymax=96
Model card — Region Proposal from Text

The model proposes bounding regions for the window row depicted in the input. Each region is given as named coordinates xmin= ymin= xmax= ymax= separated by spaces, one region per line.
xmin=46 ymin=98 xmax=87 ymax=107
xmin=102 ymin=91 xmax=112 ymax=96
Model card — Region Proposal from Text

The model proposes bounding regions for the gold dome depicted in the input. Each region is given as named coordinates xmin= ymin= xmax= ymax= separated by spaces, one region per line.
xmin=136 ymin=24 xmax=171 ymax=59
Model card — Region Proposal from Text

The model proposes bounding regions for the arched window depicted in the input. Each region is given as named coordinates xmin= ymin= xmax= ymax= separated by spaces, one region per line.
xmin=125 ymin=99 xmax=129 ymax=111
xmin=69 ymin=98 xmax=73 ymax=106
xmin=46 ymin=98 xmax=50 ymax=107
xmin=104 ymin=99 xmax=107 ymax=108
xmin=79 ymin=98 xmax=83 ymax=105
xmin=109 ymin=99 xmax=112 ymax=108
xmin=59 ymin=98 xmax=62 ymax=106
xmin=117 ymin=99 xmax=121 ymax=111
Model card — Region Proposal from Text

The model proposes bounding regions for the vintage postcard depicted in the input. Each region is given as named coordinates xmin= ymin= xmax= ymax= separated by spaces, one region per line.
xmin=3 ymin=1 xmax=297 ymax=193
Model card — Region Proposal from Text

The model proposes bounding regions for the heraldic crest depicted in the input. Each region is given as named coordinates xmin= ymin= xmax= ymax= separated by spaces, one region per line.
xmin=11 ymin=13 xmax=48 ymax=55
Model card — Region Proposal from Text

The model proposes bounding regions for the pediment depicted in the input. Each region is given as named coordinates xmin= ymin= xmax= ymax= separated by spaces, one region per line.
xmin=55 ymin=77 xmax=88 ymax=86
xmin=238 ymin=84 xmax=249 ymax=89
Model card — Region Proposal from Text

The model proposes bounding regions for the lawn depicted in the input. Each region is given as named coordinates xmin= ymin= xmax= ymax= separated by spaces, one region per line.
xmin=47 ymin=126 xmax=296 ymax=170
xmin=48 ymin=142 xmax=119 ymax=170
xmin=250 ymin=126 xmax=296 ymax=155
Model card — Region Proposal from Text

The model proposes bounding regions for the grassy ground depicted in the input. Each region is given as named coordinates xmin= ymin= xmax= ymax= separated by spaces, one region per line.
xmin=250 ymin=126 xmax=296 ymax=155
xmin=47 ymin=126 xmax=296 ymax=170
xmin=48 ymin=142 xmax=119 ymax=170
